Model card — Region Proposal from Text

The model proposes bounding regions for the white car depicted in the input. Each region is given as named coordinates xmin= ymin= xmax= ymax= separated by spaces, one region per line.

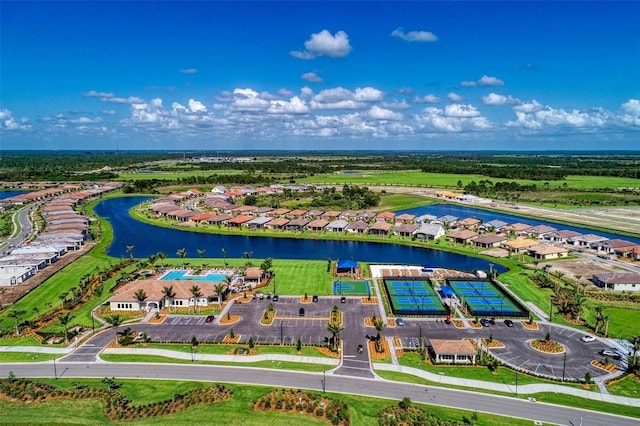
xmin=580 ymin=335 xmax=596 ymax=343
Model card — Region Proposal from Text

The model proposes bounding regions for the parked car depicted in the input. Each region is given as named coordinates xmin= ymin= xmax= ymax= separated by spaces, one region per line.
xmin=340 ymin=296 xmax=346 ymax=303
xmin=480 ymin=318 xmax=490 ymax=327
xmin=581 ymin=335 xmax=596 ymax=343
xmin=396 ymin=318 xmax=404 ymax=326
xmin=357 ymin=344 xmax=364 ymax=354
xmin=600 ymin=350 xmax=621 ymax=360
xmin=205 ymin=315 xmax=215 ymax=323
xmin=272 ymin=295 xmax=279 ymax=302
xmin=504 ymin=319 xmax=514 ymax=327
xmin=312 ymin=295 xmax=319 ymax=302
xmin=299 ymin=308 xmax=305 ymax=317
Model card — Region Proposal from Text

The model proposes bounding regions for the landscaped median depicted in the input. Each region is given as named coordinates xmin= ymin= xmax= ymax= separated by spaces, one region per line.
xmin=99 ymin=345 xmax=340 ymax=369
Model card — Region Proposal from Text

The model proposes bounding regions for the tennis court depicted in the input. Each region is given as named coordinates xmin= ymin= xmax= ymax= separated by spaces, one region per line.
xmin=333 ymin=279 xmax=371 ymax=295
xmin=384 ymin=279 xmax=447 ymax=316
xmin=447 ymin=280 xmax=527 ymax=317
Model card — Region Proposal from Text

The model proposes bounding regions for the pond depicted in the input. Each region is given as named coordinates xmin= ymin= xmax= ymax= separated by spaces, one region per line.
xmin=94 ymin=197 xmax=506 ymax=273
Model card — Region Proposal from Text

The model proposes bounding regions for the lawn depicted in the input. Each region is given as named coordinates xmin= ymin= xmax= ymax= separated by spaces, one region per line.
xmin=0 ymin=377 xmax=549 ymax=426
xmin=296 ymin=170 xmax=640 ymax=191
xmin=607 ymin=374 xmax=640 ymax=398
xmin=116 ymin=169 xmax=243 ymax=181
xmin=0 ymin=352 xmax=61 ymax=362
xmin=136 ymin=343 xmax=334 ymax=358
xmin=262 ymin=259 xmax=335 ymax=296
xmin=99 ymin=353 xmax=331 ymax=372
xmin=582 ymin=301 xmax=640 ymax=340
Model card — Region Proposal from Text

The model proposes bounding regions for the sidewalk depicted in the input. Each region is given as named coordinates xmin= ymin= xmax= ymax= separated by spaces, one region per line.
xmin=101 ymin=347 xmax=339 ymax=367
xmin=374 ymin=363 xmax=640 ymax=407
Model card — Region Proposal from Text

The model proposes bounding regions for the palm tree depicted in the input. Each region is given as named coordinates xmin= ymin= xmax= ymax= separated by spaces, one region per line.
xmin=372 ymin=316 xmax=386 ymax=352
xmin=190 ymin=285 xmax=202 ymax=313
xmin=126 ymin=245 xmax=135 ymax=259
xmin=162 ymin=285 xmax=176 ymax=311
xmin=221 ymin=247 xmax=227 ymax=267
xmin=134 ymin=288 xmax=147 ymax=311
xmin=260 ymin=257 xmax=274 ymax=277
xmin=197 ymin=249 xmax=206 ymax=259
xmin=157 ymin=251 xmax=167 ymax=266
xmin=214 ymin=283 xmax=226 ymax=307
xmin=326 ymin=322 xmax=345 ymax=352
xmin=176 ymin=248 xmax=187 ymax=265
xmin=147 ymin=254 xmax=158 ymax=266
xmin=8 ymin=309 xmax=25 ymax=335
xmin=630 ymin=336 xmax=640 ymax=373
xmin=243 ymin=251 xmax=253 ymax=267
xmin=105 ymin=314 xmax=124 ymax=343
xmin=58 ymin=312 xmax=72 ymax=344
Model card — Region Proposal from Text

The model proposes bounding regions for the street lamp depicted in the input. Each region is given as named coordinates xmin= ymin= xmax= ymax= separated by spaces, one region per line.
xmin=53 ymin=358 xmax=58 ymax=379
xmin=562 ymin=352 xmax=567 ymax=381
xmin=321 ymin=370 xmax=326 ymax=393
xmin=280 ymin=321 xmax=283 ymax=345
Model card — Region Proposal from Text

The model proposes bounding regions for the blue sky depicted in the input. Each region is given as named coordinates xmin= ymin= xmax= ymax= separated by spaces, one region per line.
xmin=1 ymin=1 xmax=639 ymax=151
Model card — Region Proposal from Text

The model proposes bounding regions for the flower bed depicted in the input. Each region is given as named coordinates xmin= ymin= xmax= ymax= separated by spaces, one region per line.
xmin=452 ymin=320 xmax=465 ymax=329
xmin=387 ymin=319 xmax=396 ymax=328
xmin=522 ymin=321 xmax=539 ymax=330
xmin=260 ymin=310 xmax=276 ymax=326
xmin=482 ymin=339 xmax=505 ymax=349
xmin=223 ymin=334 xmax=241 ymax=344
xmin=591 ymin=360 xmax=618 ymax=373
xmin=361 ymin=297 xmax=378 ymax=304
xmin=98 ymin=307 xmax=144 ymax=319
xmin=148 ymin=315 xmax=166 ymax=324
xmin=368 ymin=339 xmax=390 ymax=360
xmin=315 ymin=346 xmax=341 ymax=358
xmin=530 ymin=339 xmax=565 ymax=354
xmin=300 ymin=296 xmax=312 ymax=304
xmin=364 ymin=317 xmax=375 ymax=327
xmin=329 ymin=311 xmax=342 ymax=326
xmin=393 ymin=337 xmax=404 ymax=357
xmin=252 ymin=389 xmax=350 ymax=426
xmin=219 ymin=315 xmax=240 ymax=325
xmin=467 ymin=320 xmax=483 ymax=329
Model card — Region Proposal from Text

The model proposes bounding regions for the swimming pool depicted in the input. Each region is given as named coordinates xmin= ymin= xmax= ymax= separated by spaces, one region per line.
xmin=161 ymin=270 xmax=228 ymax=282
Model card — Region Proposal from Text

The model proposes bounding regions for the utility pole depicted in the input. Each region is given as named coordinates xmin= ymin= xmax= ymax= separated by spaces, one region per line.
xmin=562 ymin=352 xmax=566 ymax=381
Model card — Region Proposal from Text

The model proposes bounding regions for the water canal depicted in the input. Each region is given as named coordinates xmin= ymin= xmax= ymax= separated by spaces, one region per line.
xmin=94 ymin=197 xmax=504 ymax=272
xmin=94 ymin=197 xmax=638 ymax=272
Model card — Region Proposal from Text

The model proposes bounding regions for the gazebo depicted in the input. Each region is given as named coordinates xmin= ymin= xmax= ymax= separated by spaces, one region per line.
xmin=335 ymin=259 xmax=359 ymax=277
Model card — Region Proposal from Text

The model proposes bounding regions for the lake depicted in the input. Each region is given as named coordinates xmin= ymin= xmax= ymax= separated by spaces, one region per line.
xmin=94 ymin=197 xmax=506 ymax=273
xmin=0 ymin=190 xmax=29 ymax=200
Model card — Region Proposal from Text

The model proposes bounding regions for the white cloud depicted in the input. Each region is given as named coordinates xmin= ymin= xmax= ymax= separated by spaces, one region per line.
xmin=482 ymin=93 xmax=520 ymax=106
xmin=368 ymin=106 xmax=404 ymax=120
xmin=507 ymin=101 xmax=611 ymax=130
xmin=391 ymin=27 xmax=438 ymax=42
xmin=300 ymin=87 xmax=314 ymax=99
xmin=354 ymin=87 xmax=384 ymax=102
xmin=291 ymin=30 xmax=352 ymax=59
xmin=82 ymin=90 xmax=144 ymax=104
xmin=179 ymin=68 xmax=198 ymax=74
xmin=268 ymin=96 xmax=310 ymax=114
xmin=101 ymin=109 xmax=117 ymax=115
xmin=188 ymin=99 xmax=207 ymax=113
xmin=414 ymin=94 xmax=441 ymax=103
xmin=398 ymin=87 xmax=413 ymax=95
xmin=620 ymin=99 xmax=640 ymax=127
xmin=382 ymin=99 xmax=411 ymax=110
xmin=0 ymin=109 xmax=31 ymax=130
xmin=479 ymin=75 xmax=505 ymax=86
xmin=460 ymin=75 xmax=505 ymax=88
xmin=444 ymin=104 xmax=481 ymax=118
xmin=414 ymin=106 xmax=491 ymax=133
xmin=447 ymin=92 xmax=464 ymax=102
xmin=301 ymin=72 xmax=323 ymax=83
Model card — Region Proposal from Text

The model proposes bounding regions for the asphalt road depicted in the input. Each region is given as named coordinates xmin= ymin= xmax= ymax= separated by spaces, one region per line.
xmin=1 ymin=361 xmax=636 ymax=426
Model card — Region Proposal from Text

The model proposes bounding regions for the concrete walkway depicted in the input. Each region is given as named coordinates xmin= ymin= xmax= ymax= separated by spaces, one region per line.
xmin=101 ymin=347 xmax=339 ymax=366
xmin=0 ymin=346 xmax=71 ymax=354
xmin=374 ymin=363 xmax=640 ymax=407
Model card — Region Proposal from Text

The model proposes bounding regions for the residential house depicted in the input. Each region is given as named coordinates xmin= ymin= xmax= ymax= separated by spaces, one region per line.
xmin=527 ymin=244 xmax=569 ymax=260
xmin=481 ymin=219 xmax=508 ymax=232
xmin=501 ymin=239 xmax=539 ymax=253
xmin=226 ymin=215 xmax=253 ymax=228
xmin=592 ymin=272 xmax=640 ymax=292
xmin=395 ymin=213 xmax=416 ymax=224
xmin=473 ymin=235 xmax=507 ymax=248
xmin=327 ymin=220 xmax=349 ymax=232
xmin=546 ymin=230 xmax=582 ymax=243
xmin=346 ymin=221 xmax=369 ymax=234
xmin=447 ymin=229 xmax=478 ymax=244
xmin=285 ymin=217 xmax=309 ymax=231
xmin=394 ymin=223 xmax=420 ymax=237
xmin=265 ymin=217 xmax=289 ymax=230
xmin=368 ymin=221 xmax=393 ymax=236
xmin=415 ymin=223 xmax=445 ymax=240
xmin=246 ymin=216 xmax=271 ymax=230
xmin=306 ymin=219 xmax=329 ymax=232
xmin=528 ymin=225 xmax=557 ymax=239
xmin=415 ymin=214 xmax=437 ymax=224
xmin=376 ymin=211 xmax=396 ymax=222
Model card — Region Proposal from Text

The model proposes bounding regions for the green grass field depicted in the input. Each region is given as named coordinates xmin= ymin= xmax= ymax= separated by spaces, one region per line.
xmin=607 ymin=374 xmax=640 ymax=398
xmin=296 ymin=170 xmax=640 ymax=191
xmin=130 ymin=343 xmax=334 ymax=358
xmin=0 ymin=378 xmax=551 ymax=426
xmin=116 ymin=169 xmax=243 ymax=181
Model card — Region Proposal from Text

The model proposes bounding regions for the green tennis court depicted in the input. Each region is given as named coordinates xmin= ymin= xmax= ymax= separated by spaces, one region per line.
xmin=383 ymin=279 xmax=447 ymax=316
xmin=447 ymin=280 xmax=527 ymax=317
xmin=333 ymin=279 xmax=371 ymax=295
